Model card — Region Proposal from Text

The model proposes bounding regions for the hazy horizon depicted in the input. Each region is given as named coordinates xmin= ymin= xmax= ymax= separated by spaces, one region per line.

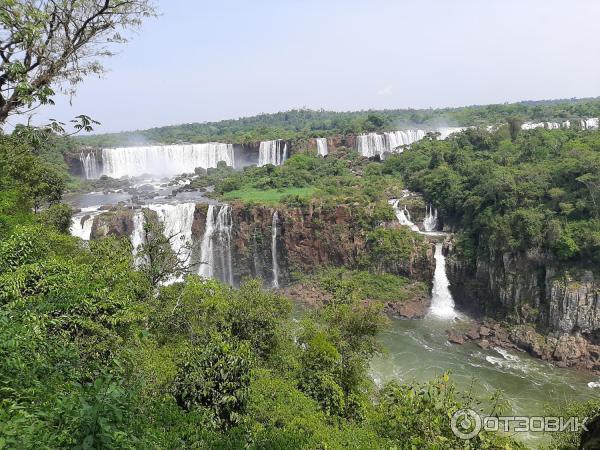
xmin=10 ymin=0 xmax=600 ymax=134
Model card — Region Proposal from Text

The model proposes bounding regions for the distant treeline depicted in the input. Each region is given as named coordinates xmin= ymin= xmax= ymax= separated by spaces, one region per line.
xmin=77 ymin=97 xmax=600 ymax=148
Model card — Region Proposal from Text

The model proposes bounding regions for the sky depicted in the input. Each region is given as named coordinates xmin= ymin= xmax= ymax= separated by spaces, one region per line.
xmin=15 ymin=0 xmax=600 ymax=133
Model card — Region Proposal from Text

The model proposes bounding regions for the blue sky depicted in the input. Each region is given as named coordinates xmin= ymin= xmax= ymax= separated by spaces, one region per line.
xmin=20 ymin=0 xmax=600 ymax=133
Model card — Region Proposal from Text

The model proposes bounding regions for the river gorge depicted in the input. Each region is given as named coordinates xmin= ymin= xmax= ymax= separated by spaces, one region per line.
xmin=65 ymin=129 xmax=600 ymax=446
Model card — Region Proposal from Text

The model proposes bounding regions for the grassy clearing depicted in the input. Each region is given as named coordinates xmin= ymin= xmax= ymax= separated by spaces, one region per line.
xmin=222 ymin=186 xmax=317 ymax=205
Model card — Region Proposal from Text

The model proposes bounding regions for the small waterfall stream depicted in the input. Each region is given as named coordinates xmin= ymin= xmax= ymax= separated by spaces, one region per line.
xmin=316 ymin=138 xmax=328 ymax=157
xmin=423 ymin=204 xmax=438 ymax=232
xmin=258 ymin=140 xmax=287 ymax=166
xmin=388 ymin=199 xmax=419 ymax=232
xmin=427 ymin=243 xmax=456 ymax=319
xmin=271 ymin=211 xmax=280 ymax=288
xmin=198 ymin=204 xmax=234 ymax=284
xmin=147 ymin=203 xmax=196 ymax=274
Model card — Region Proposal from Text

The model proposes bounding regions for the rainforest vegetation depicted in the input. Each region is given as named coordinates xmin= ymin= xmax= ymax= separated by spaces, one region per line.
xmin=78 ymin=97 xmax=600 ymax=147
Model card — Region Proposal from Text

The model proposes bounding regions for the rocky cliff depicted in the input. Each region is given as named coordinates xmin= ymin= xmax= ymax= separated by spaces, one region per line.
xmin=90 ymin=201 xmax=434 ymax=288
xmin=446 ymin=241 xmax=600 ymax=368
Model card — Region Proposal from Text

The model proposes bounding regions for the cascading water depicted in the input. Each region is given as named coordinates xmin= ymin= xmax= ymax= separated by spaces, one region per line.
xmin=357 ymin=133 xmax=388 ymax=158
xmin=215 ymin=205 xmax=234 ymax=286
xmin=271 ymin=211 xmax=280 ymax=288
xmin=258 ymin=140 xmax=287 ymax=166
xmin=388 ymin=199 xmax=419 ymax=232
xmin=581 ymin=118 xmax=599 ymax=130
xmin=423 ymin=204 xmax=438 ymax=232
xmin=147 ymin=203 xmax=196 ymax=273
xmin=93 ymin=143 xmax=234 ymax=179
xmin=130 ymin=209 xmax=147 ymax=267
xmin=357 ymin=128 xmax=443 ymax=158
xmin=80 ymin=151 xmax=100 ymax=179
xmin=427 ymin=243 xmax=456 ymax=319
xmin=198 ymin=204 xmax=235 ymax=284
xmin=521 ymin=119 xmax=599 ymax=131
xmin=198 ymin=205 xmax=216 ymax=279
xmin=385 ymin=129 xmax=426 ymax=152
xmin=70 ymin=215 xmax=95 ymax=240
xmin=316 ymin=138 xmax=328 ymax=157
xmin=70 ymin=207 xmax=102 ymax=240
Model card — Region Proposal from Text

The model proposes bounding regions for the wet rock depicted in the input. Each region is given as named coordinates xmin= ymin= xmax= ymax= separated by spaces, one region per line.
xmin=386 ymin=296 xmax=430 ymax=319
xmin=447 ymin=329 xmax=465 ymax=345
xmin=479 ymin=325 xmax=491 ymax=337
xmin=477 ymin=339 xmax=491 ymax=350
xmin=465 ymin=325 xmax=481 ymax=340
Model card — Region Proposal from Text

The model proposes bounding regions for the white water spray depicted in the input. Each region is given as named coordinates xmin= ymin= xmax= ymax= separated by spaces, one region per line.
xmin=198 ymin=204 xmax=234 ymax=284
xmin=316 ymin=138 xmax=328 ymax=157
xmin=428 ymin=243 xmax=456 ymax=319
xmin=147 ymin=203 xmax=196 ymax=275
xmin=85 ymin=143 xmax=234 ymax=179
xmin=423 ymin=204 xmax=438 ymax=232
xmin=271 ymin=211 xmax=280 ymax=288
xmin=80 ymin=151 xmax=100 ymax=179
xmin=388 ymin=199 xmax=419 ymax=232
xmin=258 ymin=140 xmax=287 ymax=166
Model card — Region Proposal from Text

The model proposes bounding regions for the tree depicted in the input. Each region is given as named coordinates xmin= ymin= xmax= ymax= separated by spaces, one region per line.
xmin=135 ymin=209 xmax=190 ymax=288
xmin=0 ymin=0 xmax=157 ymax=124
xmin=172 ymin=334 xmax=252 ymax=430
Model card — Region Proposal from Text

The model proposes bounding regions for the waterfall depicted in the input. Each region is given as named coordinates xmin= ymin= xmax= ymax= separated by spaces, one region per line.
xmin=80 ymin=151 xmax=100 ymax=179
xmin=258 ymin=140 xmax=287 ymax=166
xmin=423 ymin=204 xmax=438 ymax=232
xmin=92 ymin=143 xmax=234 ymax=179
xmin=198 ymin=204 xmax=234 ymax=284
xmin=357 ymin=133 xmax=387 ymax=158
xmin=521 ymin=119 xmax=598 ymax=131
xmin=130 ymin=209 xmax=146 ymax=267
xmin=215 ymin=205 xmax=234 ymax=286
xmin=357 ymin=129 xmax=431 ymax=158
xmin=70 ymin=215 xmax=96 ymax=240
xmin=385 ymin=129 xmax=426 ymax=152
xmin=316 ymin=138 xmax=328 ymax=157
xmin=271 ymin=211 xmax=280 ymax=288
xmin=70 ymin=207 xmax=101 ymax=240
xmin=147 ymin=203 xmax=196 ymax=273
xmin=198 ymin=205 xmax=216 ymax=279
xmin=388 ymin=199 xmax=419 ymax=232
xmin=428 ymin=243 xmax=456 ymax=319
xmin=581 ymin=118 xmax=599 ymax=130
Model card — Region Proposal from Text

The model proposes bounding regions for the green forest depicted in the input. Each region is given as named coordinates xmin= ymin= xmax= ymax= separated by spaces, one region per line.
xmin=2 ymin=1 xmax=600 ymax=449
xmin=77 ymin=97 xmax=600 ymax=147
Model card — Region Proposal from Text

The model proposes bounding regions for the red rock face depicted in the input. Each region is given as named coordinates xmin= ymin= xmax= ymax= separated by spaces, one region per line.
xmin=89 ymin=201 xmax=435 ymax=288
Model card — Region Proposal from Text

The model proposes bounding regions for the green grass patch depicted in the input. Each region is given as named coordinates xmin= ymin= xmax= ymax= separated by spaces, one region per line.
xmin=312 ymin=268 xmax=429 ymax=303
xmin=222 ymin=186 xmax=317 ymax=205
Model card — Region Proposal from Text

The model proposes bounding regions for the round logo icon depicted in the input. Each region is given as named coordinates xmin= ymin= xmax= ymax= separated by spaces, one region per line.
xmin=451 ymin=409 xmax=482 ymax=440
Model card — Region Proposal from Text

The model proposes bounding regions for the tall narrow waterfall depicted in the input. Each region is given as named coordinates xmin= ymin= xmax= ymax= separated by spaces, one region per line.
xmin=428 ymin=243 xmax=456 ymax=319
xmin=271 ymin=211 xmax=280 ymax=288
xmin=215 ymin=205 xmax=234 ymax=286
xmin=198 ymin=204 xmax=235 ymax=284
xmin=90 ymin=143 xmax=234 ymax=179
xmin=198 ymin=205 xmax=216 ymax=279
xmin=258 ymin=140 xmax=287 ymax=166
xmin=147 ymin=203 xmax=196 ymax=271
xmin=80 ymin=152 xmax=100 ymax=179
xmin=423 ymin=204 xmax=438 ymax=232
xmin=388 ymin=199 xmax=419 ymax=232
xmin=316 ymin=138 xmax=328 ymax=157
